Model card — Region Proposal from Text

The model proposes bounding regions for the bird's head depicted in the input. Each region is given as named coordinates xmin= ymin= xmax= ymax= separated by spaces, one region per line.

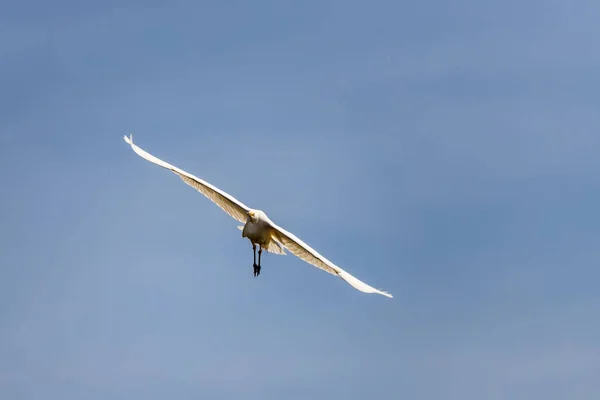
xmin=247 ymin=210 xmax=257 ymax=221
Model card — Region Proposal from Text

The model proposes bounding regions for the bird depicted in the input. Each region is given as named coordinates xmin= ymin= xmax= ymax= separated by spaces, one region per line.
xmin=123 ymin=134 xmax=392 ymax=298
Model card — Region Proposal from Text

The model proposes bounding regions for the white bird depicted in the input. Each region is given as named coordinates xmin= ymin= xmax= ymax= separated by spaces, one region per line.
xmin=123 ymin=134 xmax=392 ymax=298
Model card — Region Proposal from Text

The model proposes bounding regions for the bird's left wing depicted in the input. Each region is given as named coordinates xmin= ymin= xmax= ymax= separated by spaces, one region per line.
xmin=123 ymin=134 xmax=251 ymax=223
xmin=269 ymin=223 xmax=393 ymax=298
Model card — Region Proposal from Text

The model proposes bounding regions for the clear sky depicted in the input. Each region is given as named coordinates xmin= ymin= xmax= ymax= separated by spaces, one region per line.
xmin=1 ymin=1 xmax=599 ymax=399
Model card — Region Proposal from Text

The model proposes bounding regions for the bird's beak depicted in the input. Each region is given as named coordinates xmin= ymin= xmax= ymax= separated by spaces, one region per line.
xmin=248 ymin=211 xmax=254 ymax=218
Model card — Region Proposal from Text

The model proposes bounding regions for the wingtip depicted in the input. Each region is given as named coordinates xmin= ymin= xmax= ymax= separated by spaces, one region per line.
xmin=123 ymin=133 xmax=133 ymax=145
xmin=336 ymin=270 xmax=393 ymax=299
xmin=373 ymin=287 xmax=393 ymax=298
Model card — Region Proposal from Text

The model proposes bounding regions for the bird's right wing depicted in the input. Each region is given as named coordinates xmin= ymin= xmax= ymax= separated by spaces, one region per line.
xmin=270 ymin=223 xmax=393 ymax=298
xmin=123 ymin=134 xmax=251 ymax=223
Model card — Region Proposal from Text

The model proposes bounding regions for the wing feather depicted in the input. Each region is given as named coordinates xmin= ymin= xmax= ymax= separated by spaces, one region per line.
xmin=123 ymin=134 xmax=250 ymax=223
xmin=270 ymin=223 xmax=393 ymax=298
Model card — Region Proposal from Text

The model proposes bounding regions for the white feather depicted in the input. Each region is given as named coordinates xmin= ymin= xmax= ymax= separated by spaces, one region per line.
xmin=124 ymin=134 xmax=392 ymax=298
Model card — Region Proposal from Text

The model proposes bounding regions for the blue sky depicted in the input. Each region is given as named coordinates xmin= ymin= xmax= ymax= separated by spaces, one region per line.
xmin=1 ymin=0 xmax=600 ymax=398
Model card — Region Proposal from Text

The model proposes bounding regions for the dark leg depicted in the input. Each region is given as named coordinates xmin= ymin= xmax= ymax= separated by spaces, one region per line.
xmin=253 ymin=243 xmax=260 ymax=277
xmin=256 ymin=246 xmax=263 ymax=276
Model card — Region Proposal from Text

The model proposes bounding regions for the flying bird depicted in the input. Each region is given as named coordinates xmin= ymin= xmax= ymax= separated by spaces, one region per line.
xmin=123 ymin=134 xmax=392 ymax=298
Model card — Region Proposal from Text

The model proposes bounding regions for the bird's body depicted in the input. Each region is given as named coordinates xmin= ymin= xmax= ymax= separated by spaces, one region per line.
xmin=241 ymin=210 xmax=272 ymax=246
xmin=123 ymin=134 xmax=392 ymax=298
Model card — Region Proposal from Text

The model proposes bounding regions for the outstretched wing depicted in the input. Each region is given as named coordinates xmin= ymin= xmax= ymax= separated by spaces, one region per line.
xmin=269 ymin=223 xmax=393 ymax=298
xmin=123 ymin=134 xmax=251 ymax=223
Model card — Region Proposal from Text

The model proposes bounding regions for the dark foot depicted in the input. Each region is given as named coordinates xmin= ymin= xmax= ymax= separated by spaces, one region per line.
xmin=253 ymin=263 xmax=261 ymax=277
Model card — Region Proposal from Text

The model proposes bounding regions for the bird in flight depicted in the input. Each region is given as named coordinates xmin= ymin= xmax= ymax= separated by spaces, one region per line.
xmin=123 ymin=134 xmax=392 ymax=298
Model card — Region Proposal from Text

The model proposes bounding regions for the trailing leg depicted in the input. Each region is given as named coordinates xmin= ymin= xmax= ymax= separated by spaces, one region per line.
xmin=253 ymin=243 xmax=260 ymax=277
